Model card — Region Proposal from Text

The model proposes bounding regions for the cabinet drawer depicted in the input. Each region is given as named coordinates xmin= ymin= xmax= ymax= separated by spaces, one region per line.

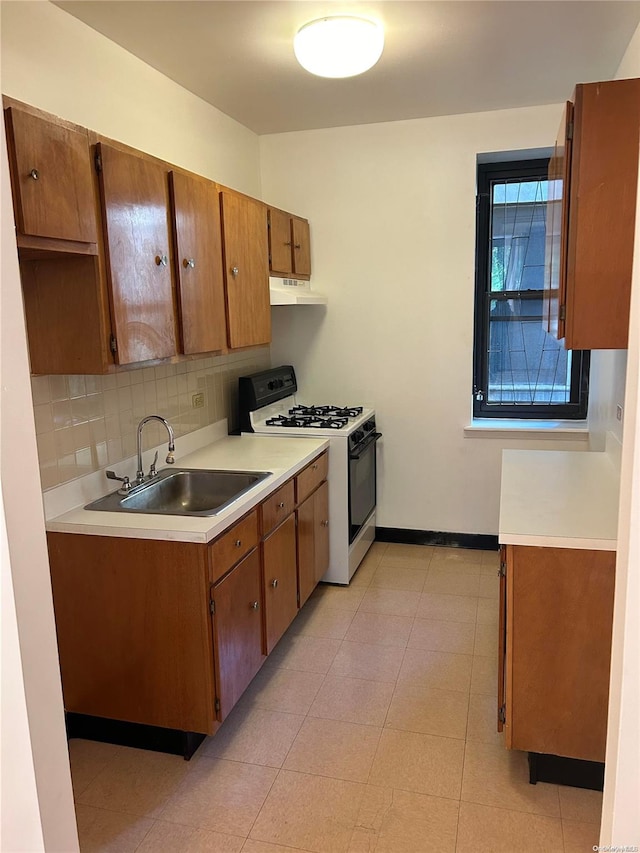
xmin=296 ymin=451 xmax=328 ymax=504
xmin=209 ymin=510 xmax=258 ymax=584
xmin=260 ymin=479 xmax=295 ymax=536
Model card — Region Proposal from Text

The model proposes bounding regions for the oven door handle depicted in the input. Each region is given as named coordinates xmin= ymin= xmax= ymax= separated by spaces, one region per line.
xmin=349 ymin=432 xmax=382 ymax=460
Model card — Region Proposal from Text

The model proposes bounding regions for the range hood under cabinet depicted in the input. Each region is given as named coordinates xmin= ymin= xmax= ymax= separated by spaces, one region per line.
xmin=269 ymin=277 xmax=328 ymax=306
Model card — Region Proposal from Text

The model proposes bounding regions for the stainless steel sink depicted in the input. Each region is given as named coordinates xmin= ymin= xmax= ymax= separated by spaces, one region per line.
xmin=85 ymin=468 xmax=272 ymax=517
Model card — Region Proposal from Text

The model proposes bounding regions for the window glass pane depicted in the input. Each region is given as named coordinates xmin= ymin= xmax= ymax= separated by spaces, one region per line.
xmin=490 ymin=179 xmax=547 ymax=292
xmin=487 ymin=296 xmax=571 ymax=404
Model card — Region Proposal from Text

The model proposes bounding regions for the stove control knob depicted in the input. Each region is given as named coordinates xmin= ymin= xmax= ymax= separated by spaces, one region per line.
xmin=365 ymin=420 xmax=375 ymax=431
xmin=352 ymin=430 xmax=365 ymax=444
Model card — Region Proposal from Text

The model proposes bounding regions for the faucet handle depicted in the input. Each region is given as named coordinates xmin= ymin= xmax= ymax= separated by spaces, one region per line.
xmin=106 ymin=470 xmax=132 ymax=494
xmin=148 ymin=451 xmax=159 ymax=478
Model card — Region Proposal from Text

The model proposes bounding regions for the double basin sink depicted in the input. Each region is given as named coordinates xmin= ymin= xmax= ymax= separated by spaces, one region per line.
xmin=85 ymin=468 xmax=272 ymax=517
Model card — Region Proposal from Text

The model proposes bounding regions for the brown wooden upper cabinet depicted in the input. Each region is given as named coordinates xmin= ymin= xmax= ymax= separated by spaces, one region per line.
xmin=220 ymin=191 xmax=271 ymax=349
xmin=97 ymin=143 xmax=178 ymax=365
xmin=544 ymin=78 xmax=640 ymax=350
xmin=169 ymin=171 xmax=227 ymax=356
xmin=268 ymin=207 xmax=311 ymax=278
xmin=4 ymin=104 xmax=98 ymax=254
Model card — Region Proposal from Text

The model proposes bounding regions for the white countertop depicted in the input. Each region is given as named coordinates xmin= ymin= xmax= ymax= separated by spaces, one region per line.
xmin=499 ymin=445 xmax=620 ymax=551
xmin=46 ymin=432 xmax=329 ymax=544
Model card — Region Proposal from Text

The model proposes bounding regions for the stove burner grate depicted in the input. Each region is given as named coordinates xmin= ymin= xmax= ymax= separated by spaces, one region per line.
xmin=290 ymin=404 xmax=363 ymax=419
xmin=265 ymin=414 xmax=348 ymax=430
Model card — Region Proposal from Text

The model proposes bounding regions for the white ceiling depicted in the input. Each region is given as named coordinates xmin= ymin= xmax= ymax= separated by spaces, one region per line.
xmin=55 ymin=1 xmax=640 ymax=135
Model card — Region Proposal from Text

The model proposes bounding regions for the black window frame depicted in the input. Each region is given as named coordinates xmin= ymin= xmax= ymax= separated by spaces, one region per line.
xmin=472 ymin=158 xmax=589 ymax=420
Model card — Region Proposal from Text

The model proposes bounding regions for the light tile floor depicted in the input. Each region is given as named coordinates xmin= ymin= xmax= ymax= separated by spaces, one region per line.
xmin=69 ymin=542 xmax=603 ymax=852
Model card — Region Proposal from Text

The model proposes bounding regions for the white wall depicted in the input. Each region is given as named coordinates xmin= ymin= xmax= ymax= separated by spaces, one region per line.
xmin=0 ymin=121 xmax=78 ymax=851
xmin=0 ymin=0 xmax=261 ymax=196
xmin=0 ymin=1 xmax=263 ymax=846
xmin=261 ymin=104 xmax=586 ymax=536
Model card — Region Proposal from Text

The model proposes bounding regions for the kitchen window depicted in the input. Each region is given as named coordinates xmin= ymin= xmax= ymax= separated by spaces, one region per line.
xmin=472 ymin=159 xmax=589 ymax=419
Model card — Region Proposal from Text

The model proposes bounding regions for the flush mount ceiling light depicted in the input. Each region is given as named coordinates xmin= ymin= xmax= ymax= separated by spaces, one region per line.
xmin=294 ymin=16 xmax=384 ymax=79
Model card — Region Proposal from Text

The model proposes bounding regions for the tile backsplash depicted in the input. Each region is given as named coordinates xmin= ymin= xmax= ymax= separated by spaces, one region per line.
xmin=31 ymin=348 xmax=270 ymax=490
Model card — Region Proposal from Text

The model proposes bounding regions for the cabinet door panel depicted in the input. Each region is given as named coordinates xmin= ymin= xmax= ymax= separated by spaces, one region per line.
xmin=498 ymin=545 xmax=507 ymax=734
xmin=565 ymin=80 xmax=640 ymax=349
xmin=98 ymin=143 xmax=177 ymax=365
xmin=313 ymin=481 xmax=330 ymax=583
xmin=220 ymin=192 xmax=270 ymax=349
xmin=297 ymin=493 xmax=316 ymax=609
xmin=269 ymin=208 xmax=293 ymax=275
xmin=212 ymin=549 xmax=264 ymax=720
xmin=5 ymin=107 xmax=98 ymax=244
xmin=508 ymin=546 xmax=615 ymax=761
xmin=544 ymin=102 xmax=572 ymax=341
xmin=292 ymin=218 xmax=311 ymax=277
xmin=263 ymin=514 xmax=298 ymax=653
xmin=170 ymin=171 xmax=226 ymax=355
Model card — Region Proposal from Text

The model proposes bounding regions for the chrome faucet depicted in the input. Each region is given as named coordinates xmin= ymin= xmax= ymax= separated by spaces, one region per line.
xmin=136 ymin=415 xmax=175 ymax=485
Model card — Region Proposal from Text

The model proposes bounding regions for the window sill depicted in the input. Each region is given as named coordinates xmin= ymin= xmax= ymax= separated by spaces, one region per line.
xmin=463 ymin=419 xmax=589 ymax=442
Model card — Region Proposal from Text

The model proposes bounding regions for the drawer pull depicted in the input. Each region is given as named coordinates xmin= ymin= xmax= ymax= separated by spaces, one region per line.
xmin=29 ymin=168 xmax=39 ymax=180
xmin=271 ymin=579 xmax=279 ymax=588
xmin=312 ymin=463 xmax=318 ymax=470
xmin=251 ymin=600 xmax=259 ymax=610
xmin=278 ymin=501 xmax=285 ymax=509
xmin=235 ymin=539 xmax=242 ymax=548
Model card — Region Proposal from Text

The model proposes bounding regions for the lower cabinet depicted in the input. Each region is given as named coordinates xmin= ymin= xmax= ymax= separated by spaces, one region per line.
xmin=46 ymin=456 xmax=330 ymax=741
xmin=500 ymin=544 xmax=615 ymax=762
xmin=297 ymin=480 xmax=330 ymax=608
xmin=262 ymin=513 xmax=298 ymax=653
xmin=47 ymin=533 xmax=217 ymax=735
xmin=210 ymin=548 xmax=265 ymax=721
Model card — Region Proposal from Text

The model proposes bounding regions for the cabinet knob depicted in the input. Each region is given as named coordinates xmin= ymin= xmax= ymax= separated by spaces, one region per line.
xmin=29 ymin=168 xmax=39 ymax=180
xmin=278 ymin=501 xmax=285 ymax=509
xmin=321 ymin=519 xmax=329 ymax=527
xmin=251 ymin=601 xmax=259 ymax=610
xmin=234 ymin=539 xmax=242 ymax=548
xmin=231 ymin=266 xmax=239 ymax=278
xmin=155 ymin=254 xmax=168 ymax=267
xmin=271 ymin=579 xmax=278 ymax=588
xmin=284 ymin=241 xmax=291 ymax=247
xmin=294 ymin=243 xmax=301 ymax=249
xmin=183 ymin=258 xmax=195 ymax=269
xmin=312 ymin=464 xmax=318 ymax=470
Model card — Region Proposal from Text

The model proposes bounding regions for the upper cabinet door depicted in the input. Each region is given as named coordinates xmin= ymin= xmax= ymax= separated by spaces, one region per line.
xmin=97 ymin=143 xmax=177 ymax=365
xmin=564 ymin=79 xmax=640 ymax=349
xmin=544 ymin=101 xmax=573 ymax=341
xmin=5 ymin=107 xmax=98 ymax=245
xmin=220 ymin=191 xmax=270 ymax=349
xmin=292 ymin=217 xmax=311 ymax=277
xmin=170 ymin=171 xmax=226 ymax=355
xmin=268 ymin=208 xmax=293 ymax=275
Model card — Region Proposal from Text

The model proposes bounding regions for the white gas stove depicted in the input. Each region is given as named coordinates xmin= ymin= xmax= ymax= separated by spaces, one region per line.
xmin=238 ymin=366 xmax=381 ymax=584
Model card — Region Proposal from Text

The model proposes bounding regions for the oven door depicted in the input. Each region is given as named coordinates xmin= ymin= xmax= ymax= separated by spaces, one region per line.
xmin=348 ymin=432 xmax=381 ymax=544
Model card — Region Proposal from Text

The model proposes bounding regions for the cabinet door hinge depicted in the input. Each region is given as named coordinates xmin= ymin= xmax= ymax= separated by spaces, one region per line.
xmin=566 ymin=120 xmax=574 ymax=142
xmin=214 ymin=697 xmax=220 ymax=713
xmin=94 ymin=150 xmax=102 ymax=173
xmin=499 ymin=561 xmax=506 ymax=578
xmin=109 ymin=334 xmax=117 ymax=354
xmin=209 ymin=599 xmax=215 ymax=615
xmin=498 ymin=704 xmax=506 ymax=725
xmin=559 ymin=304 xmax=566 ymax=321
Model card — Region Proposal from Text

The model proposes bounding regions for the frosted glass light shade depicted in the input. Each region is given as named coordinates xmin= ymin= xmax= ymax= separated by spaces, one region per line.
xmin=294 ymin=16 xmax=384 ymax=78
